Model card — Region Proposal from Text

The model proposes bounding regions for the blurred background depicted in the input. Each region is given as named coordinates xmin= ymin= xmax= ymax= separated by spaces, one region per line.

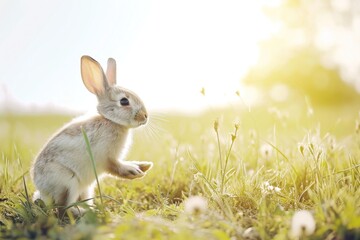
xmin=0 ymin=0 xmax=360 ymax=114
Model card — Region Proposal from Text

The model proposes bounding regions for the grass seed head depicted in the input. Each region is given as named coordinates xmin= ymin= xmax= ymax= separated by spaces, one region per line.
xmin=298 ymin=143 xmax=305 ymax=156
xmin=214 ymin=119 xmax=219 ymax=132
xmin=234 ymin=122 xmax=240 ymax=133
xmin=231 ymin=133 xmax=236 ymax=142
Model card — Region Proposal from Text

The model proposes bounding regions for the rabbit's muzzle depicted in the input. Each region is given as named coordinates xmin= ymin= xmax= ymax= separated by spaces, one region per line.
xmin=134 ymin=109 xmax=148 ymax=125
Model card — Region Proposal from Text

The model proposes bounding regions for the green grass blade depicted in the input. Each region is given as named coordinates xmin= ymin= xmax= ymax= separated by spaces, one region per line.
xmin=81 ymin=127 xmax=104 ymax=207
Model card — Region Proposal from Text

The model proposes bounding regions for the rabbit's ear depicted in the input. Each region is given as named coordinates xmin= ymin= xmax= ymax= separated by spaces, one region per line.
xmin=106 ymin=58 xmax=116 ymax=86
xmin=81 ymin=56 xmax=108 ymax=95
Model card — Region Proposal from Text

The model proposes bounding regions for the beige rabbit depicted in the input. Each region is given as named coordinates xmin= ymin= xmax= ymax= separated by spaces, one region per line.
xmin=31 ymin=56 xmax=153 ymax=216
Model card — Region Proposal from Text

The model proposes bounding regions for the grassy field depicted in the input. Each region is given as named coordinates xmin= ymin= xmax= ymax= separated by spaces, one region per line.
xmin=0 ymin=99 xmax=360 ymax=239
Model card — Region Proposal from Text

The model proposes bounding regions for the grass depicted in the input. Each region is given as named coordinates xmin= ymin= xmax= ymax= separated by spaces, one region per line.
xmin=0 ymin=99 xmax=360 ymax=239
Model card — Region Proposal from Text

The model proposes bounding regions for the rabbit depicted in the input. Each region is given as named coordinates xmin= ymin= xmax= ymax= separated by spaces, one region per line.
xmin=31 ymin=55 xmax=153 ymax=217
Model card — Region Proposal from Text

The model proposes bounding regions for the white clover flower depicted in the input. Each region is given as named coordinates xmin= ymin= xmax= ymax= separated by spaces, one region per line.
xmin=290 ymin=210 xmax=316 ymax=239
xmin=184 ymin=196 xmax=208 ymax=215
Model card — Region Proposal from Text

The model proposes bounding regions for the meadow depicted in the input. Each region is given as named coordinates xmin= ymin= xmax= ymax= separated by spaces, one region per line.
xmin=0 ymin=99 xmax=360 ymax=239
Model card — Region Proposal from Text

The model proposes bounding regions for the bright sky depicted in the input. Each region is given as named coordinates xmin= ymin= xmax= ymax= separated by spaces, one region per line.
xmin=0 ymin=0 xmax=278 ymax=113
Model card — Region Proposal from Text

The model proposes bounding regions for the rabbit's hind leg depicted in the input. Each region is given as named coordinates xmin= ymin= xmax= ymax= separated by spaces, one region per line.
xmin=55 ymin=180 xmax=82 ymax=218
xmin=44 ymin=165 xmax=83 ymax=218
xmin=78 ymin=186 xmax=95 ymax=206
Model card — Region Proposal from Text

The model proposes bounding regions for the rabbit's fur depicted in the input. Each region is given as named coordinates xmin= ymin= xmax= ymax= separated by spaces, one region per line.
xmin=31 ymin=56 xmax=152 ymax=216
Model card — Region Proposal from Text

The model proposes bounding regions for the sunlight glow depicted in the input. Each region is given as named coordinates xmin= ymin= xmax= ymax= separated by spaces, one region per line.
xmin=0 ymin=1 xmax=277 ymax=113
xmin=116 ymin=1 xmax=277 ymax=112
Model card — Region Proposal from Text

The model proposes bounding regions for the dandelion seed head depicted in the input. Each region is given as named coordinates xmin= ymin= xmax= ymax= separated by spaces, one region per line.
xmin=290 ymin=210 xmax=316 ymax=238
xmin=184 ymin=196 xmax=208 ymax=215
xmin=260 ymin=143 xmax=273 ymax=159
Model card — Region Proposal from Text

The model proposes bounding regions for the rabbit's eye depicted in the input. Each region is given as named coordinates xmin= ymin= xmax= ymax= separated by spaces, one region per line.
xmin=120 ymin=98 xmax=130 ymax=106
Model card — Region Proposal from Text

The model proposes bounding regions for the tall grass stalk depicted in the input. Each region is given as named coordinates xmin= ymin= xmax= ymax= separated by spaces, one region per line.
xmin=190 ymin=154 xmax=234 ymax=220
xmin=81 ymin=127 xmax=104 ymax=206
xmin=16 ymin=147 xmax=30 ymax=208
xmin=220 ymin=124 xmax=238 ymax=194
xmin=264 ymin=140 xmax=298 ymax=176
xmin=3 ymin=154 xmax=9 ymax=191
xmin=214 ymin=120 xmax=223 ymax=176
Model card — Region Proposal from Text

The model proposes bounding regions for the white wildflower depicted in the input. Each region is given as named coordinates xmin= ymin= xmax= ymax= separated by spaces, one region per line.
xmin=261 ymin=181 xmax=281 ymax=195
xmin=260 ymin=143 xmax=273 ymax=160
xmin=290 ymin=210 xmax=316 ymax=239
xmin=184 ymin=196 xmax=208 ymax=215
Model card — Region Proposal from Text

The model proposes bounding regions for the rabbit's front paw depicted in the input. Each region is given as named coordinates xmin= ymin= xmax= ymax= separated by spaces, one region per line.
xmin=119 ymin=162 xmax=145 ymax=179
xmin=133 ymin=161 xmax=153 ymax=172
xmin=119 ymin=161 xmax=153 ymax=179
